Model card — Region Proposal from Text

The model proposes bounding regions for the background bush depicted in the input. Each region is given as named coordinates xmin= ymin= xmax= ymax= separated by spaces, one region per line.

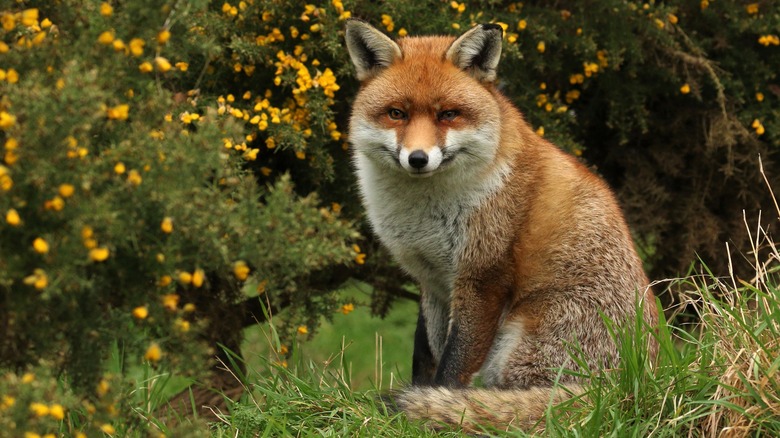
xmin=1 ymin=0 xmax=778 ymax=435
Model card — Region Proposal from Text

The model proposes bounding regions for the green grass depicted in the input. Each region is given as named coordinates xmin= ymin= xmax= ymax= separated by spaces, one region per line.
xmin=242 ymin=281 xmax=418 ymax=392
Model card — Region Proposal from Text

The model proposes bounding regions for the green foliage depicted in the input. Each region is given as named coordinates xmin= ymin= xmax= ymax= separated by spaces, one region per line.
xmin=0 ymin=1 xmax=359 ymax=432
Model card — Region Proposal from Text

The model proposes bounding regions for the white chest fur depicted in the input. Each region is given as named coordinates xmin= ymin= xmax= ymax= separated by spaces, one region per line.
xmin=355 ymin=154 xmax=507 ymax=301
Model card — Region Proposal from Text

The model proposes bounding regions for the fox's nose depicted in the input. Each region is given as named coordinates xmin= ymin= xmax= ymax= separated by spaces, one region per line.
xmin=408 ymin=150 xmax=429 ymax=169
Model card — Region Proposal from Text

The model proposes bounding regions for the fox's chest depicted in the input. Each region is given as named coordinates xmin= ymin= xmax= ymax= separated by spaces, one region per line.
xmin=371 ymin=194 xmax=471 ymax=298
xmin=357 ymin=169 xmax=479 ymax=299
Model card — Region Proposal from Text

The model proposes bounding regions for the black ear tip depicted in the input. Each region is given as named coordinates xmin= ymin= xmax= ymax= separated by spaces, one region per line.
xmin=481 ymin=23 xmax=504 ymax=34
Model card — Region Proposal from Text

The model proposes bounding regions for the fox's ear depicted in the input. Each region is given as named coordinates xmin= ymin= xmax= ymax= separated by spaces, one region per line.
xmin=345 ymin=19 xmax=402 ymax=81
xmin=446 ymin=24 xmax=503 ymax=82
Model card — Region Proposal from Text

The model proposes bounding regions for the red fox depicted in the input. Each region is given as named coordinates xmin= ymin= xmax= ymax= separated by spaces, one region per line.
xmin=345 ymin=19 xmax=659 ymax=431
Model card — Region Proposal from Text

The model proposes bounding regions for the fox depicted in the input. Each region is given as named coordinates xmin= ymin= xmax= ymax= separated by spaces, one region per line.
xmin=345 ymin=19 xmax=659 ymax=431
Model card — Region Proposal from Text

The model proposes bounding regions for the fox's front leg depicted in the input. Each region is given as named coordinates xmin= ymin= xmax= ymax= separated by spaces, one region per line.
xmin=412 ymin=292 xmax=449 ymax=385
xmin=434 ymin=273 xmax=509 ymax=387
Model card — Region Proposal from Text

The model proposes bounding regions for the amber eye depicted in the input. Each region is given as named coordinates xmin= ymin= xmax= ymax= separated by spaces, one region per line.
xmin=438 ymin=110 xmax=459 ymax=122
xmin=388 ymin=108 xmax=407 ymax=120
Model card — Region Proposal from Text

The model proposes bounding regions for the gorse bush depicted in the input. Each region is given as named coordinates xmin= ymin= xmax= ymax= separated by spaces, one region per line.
xmin=1 ymin=1 xmax=360 ymax=434
xmin=0 ymin=0 xmax=778 ymax=435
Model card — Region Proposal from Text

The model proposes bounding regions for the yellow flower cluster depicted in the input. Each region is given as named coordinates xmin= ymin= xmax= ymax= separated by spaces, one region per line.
xmin=450 ymin=1 xmax=466 ymax=13
xmin=758 ymin=35 xmax=779 ymax=46
xmin=339 ymin=303 xmax=354 ymax=315
xmin=331 ymin=0 xmax=351 ymax=20
xmin=0 ymin=8 xmax=50 ymax=50
xmin=352 ymin=244 xmax=366 ymax=265
xmin=751 ymin=119 xmax=765 ymax=135
xmin=381 ymin=14 xmax=395 ymax=32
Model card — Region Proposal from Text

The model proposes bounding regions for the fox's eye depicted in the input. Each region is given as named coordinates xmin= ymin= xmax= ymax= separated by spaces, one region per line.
xmin=438 ymin=110 xmax=459 ymax=122
xmin=388 ymin=108 xmax=407 ymax=120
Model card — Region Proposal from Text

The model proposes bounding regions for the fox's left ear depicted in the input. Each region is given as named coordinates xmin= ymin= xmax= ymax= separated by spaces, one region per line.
xmin=446 ymin=24 xmax=503 ymax=82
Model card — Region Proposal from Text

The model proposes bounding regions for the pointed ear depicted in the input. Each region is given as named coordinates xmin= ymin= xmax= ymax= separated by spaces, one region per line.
xmin=345 ymin=19 xmax=402 ymax=81
xmin=446 ymin=24 xmax=503 ymax=82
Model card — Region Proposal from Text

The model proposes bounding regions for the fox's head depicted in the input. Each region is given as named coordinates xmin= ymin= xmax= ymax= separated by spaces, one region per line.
xmin=346 ymin=20 xmax=505 ymax=178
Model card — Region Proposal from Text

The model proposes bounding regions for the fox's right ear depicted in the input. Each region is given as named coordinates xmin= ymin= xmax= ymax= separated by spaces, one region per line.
xmin=345 ymin=19 xmax=402 ymax=81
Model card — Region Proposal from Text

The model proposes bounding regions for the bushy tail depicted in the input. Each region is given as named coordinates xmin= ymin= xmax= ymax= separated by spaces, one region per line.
xmin=393 ymin=385 xmax=583 ymax=432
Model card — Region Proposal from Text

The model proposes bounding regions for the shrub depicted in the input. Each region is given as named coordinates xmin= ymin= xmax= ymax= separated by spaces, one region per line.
xmin=1 ymin=1 xmax=359 ymax=433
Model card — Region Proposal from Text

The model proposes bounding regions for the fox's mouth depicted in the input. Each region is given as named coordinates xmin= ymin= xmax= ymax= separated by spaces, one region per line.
xmin=402 ymin=153 xmax=456 ymax=177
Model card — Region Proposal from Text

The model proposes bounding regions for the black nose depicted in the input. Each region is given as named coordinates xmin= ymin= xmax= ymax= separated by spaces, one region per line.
xmin=408 ymin=150 xmax=428 ymax=169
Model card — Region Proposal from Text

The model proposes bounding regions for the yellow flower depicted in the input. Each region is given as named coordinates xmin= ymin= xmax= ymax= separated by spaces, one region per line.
xmin=161 ymin=217 xmax=173 ymax=233
xmin=183 ymin=303 xmax=196 ymax=312
xmin=107 ymin=104 xmax=129 ymax=120
xmin=175 ymin=318 xmax=191 ymax=332
xmin=89 ymin=247 xmax=110 ymax=262
xmin=127 ymin=169 xmax=142 ymax=186
xmin=154 ymin=56 xmax=172 ymax=72
xmin=112 ymin=39 xmax=125 ymax=52
xmin=175 ymin=62 xmax=188 ymax=71
xmin=243 ymin=148 xmax=259 ymax=161
xmin=340 ymin=303 xmax=354 ymax=315
xmin=100 ymin=2 xmax=113 ymax=16
xmin=518 ymin=19 xmax=527 ymax=30
xmin=668 ymin=13 xmax=678 ymax=24
xmin=144 ymin=343 xmax=162 ymax=362
xmin=129 ymin=38 xmax=145 ymax=56
xmin=24 ymin=432 xmax=40 ymax=438
xmin=21 ymin=8 xmax=39 ymax=27
xmin=0 ymin=111 xmax=17 ymax=130
xmin=132 ymin=306 xmax=148 ymax=319
xmin=97 ymin=30 xmax=115 ymax=45
xmin=398 ymin=28 xmax=407 ymax=37
xmin=58 ymin=183 xmax=75 ymax=198
xmin=746 ymin=3 xmax=759 ymax=14
xmin=157 ymin=30 xmax=171 ymax=44
xmin=96 ymin=379 xmax=110 ymax=397
xmin=233 ymin=260 xmax=250 ymax=280
xmin=0 ymin=41 xmax=8 ymax=53
xmin=1 ymin=13 xmax=15 ymax=31
xmin=49 ymin=404 xmax=65 ymax=420
xmin=6 ymin=69 xmax=19 ymax=84
xmin=536 ymin=126 xmax=545 ymax=136
xmin=297 ymin=325 xmax=308 ymax=335
xmin=191 ymin=268 xmax=205 ymax=288
xmin=178 ymin=271 xmax=192 ymax=285
xmin=680 ymin=83 xmax=691 ymax=94
xmin=355 ymin=253 xmax=366 ymax=264
xmin=6 ymin=209 xmax=20 ymax=226
xmin=22 ymin=372 xmax=35 ymax=383
xmin=33 ymin=237 xmax=49 ymax=254
xmin=100 ymin=424 xmax=116 ymax=435
xmin=1 ymin=395 xmax=15 ymax=408
xmin=654 ymin=18 xmax=665 ymax=29
xmin=30 ymin=402 xmax=49 ymax=416
xmin=157 ymin=275 xmax=172 ymax=287
xmin=537 ymin=41 xmax=545 ymax=53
